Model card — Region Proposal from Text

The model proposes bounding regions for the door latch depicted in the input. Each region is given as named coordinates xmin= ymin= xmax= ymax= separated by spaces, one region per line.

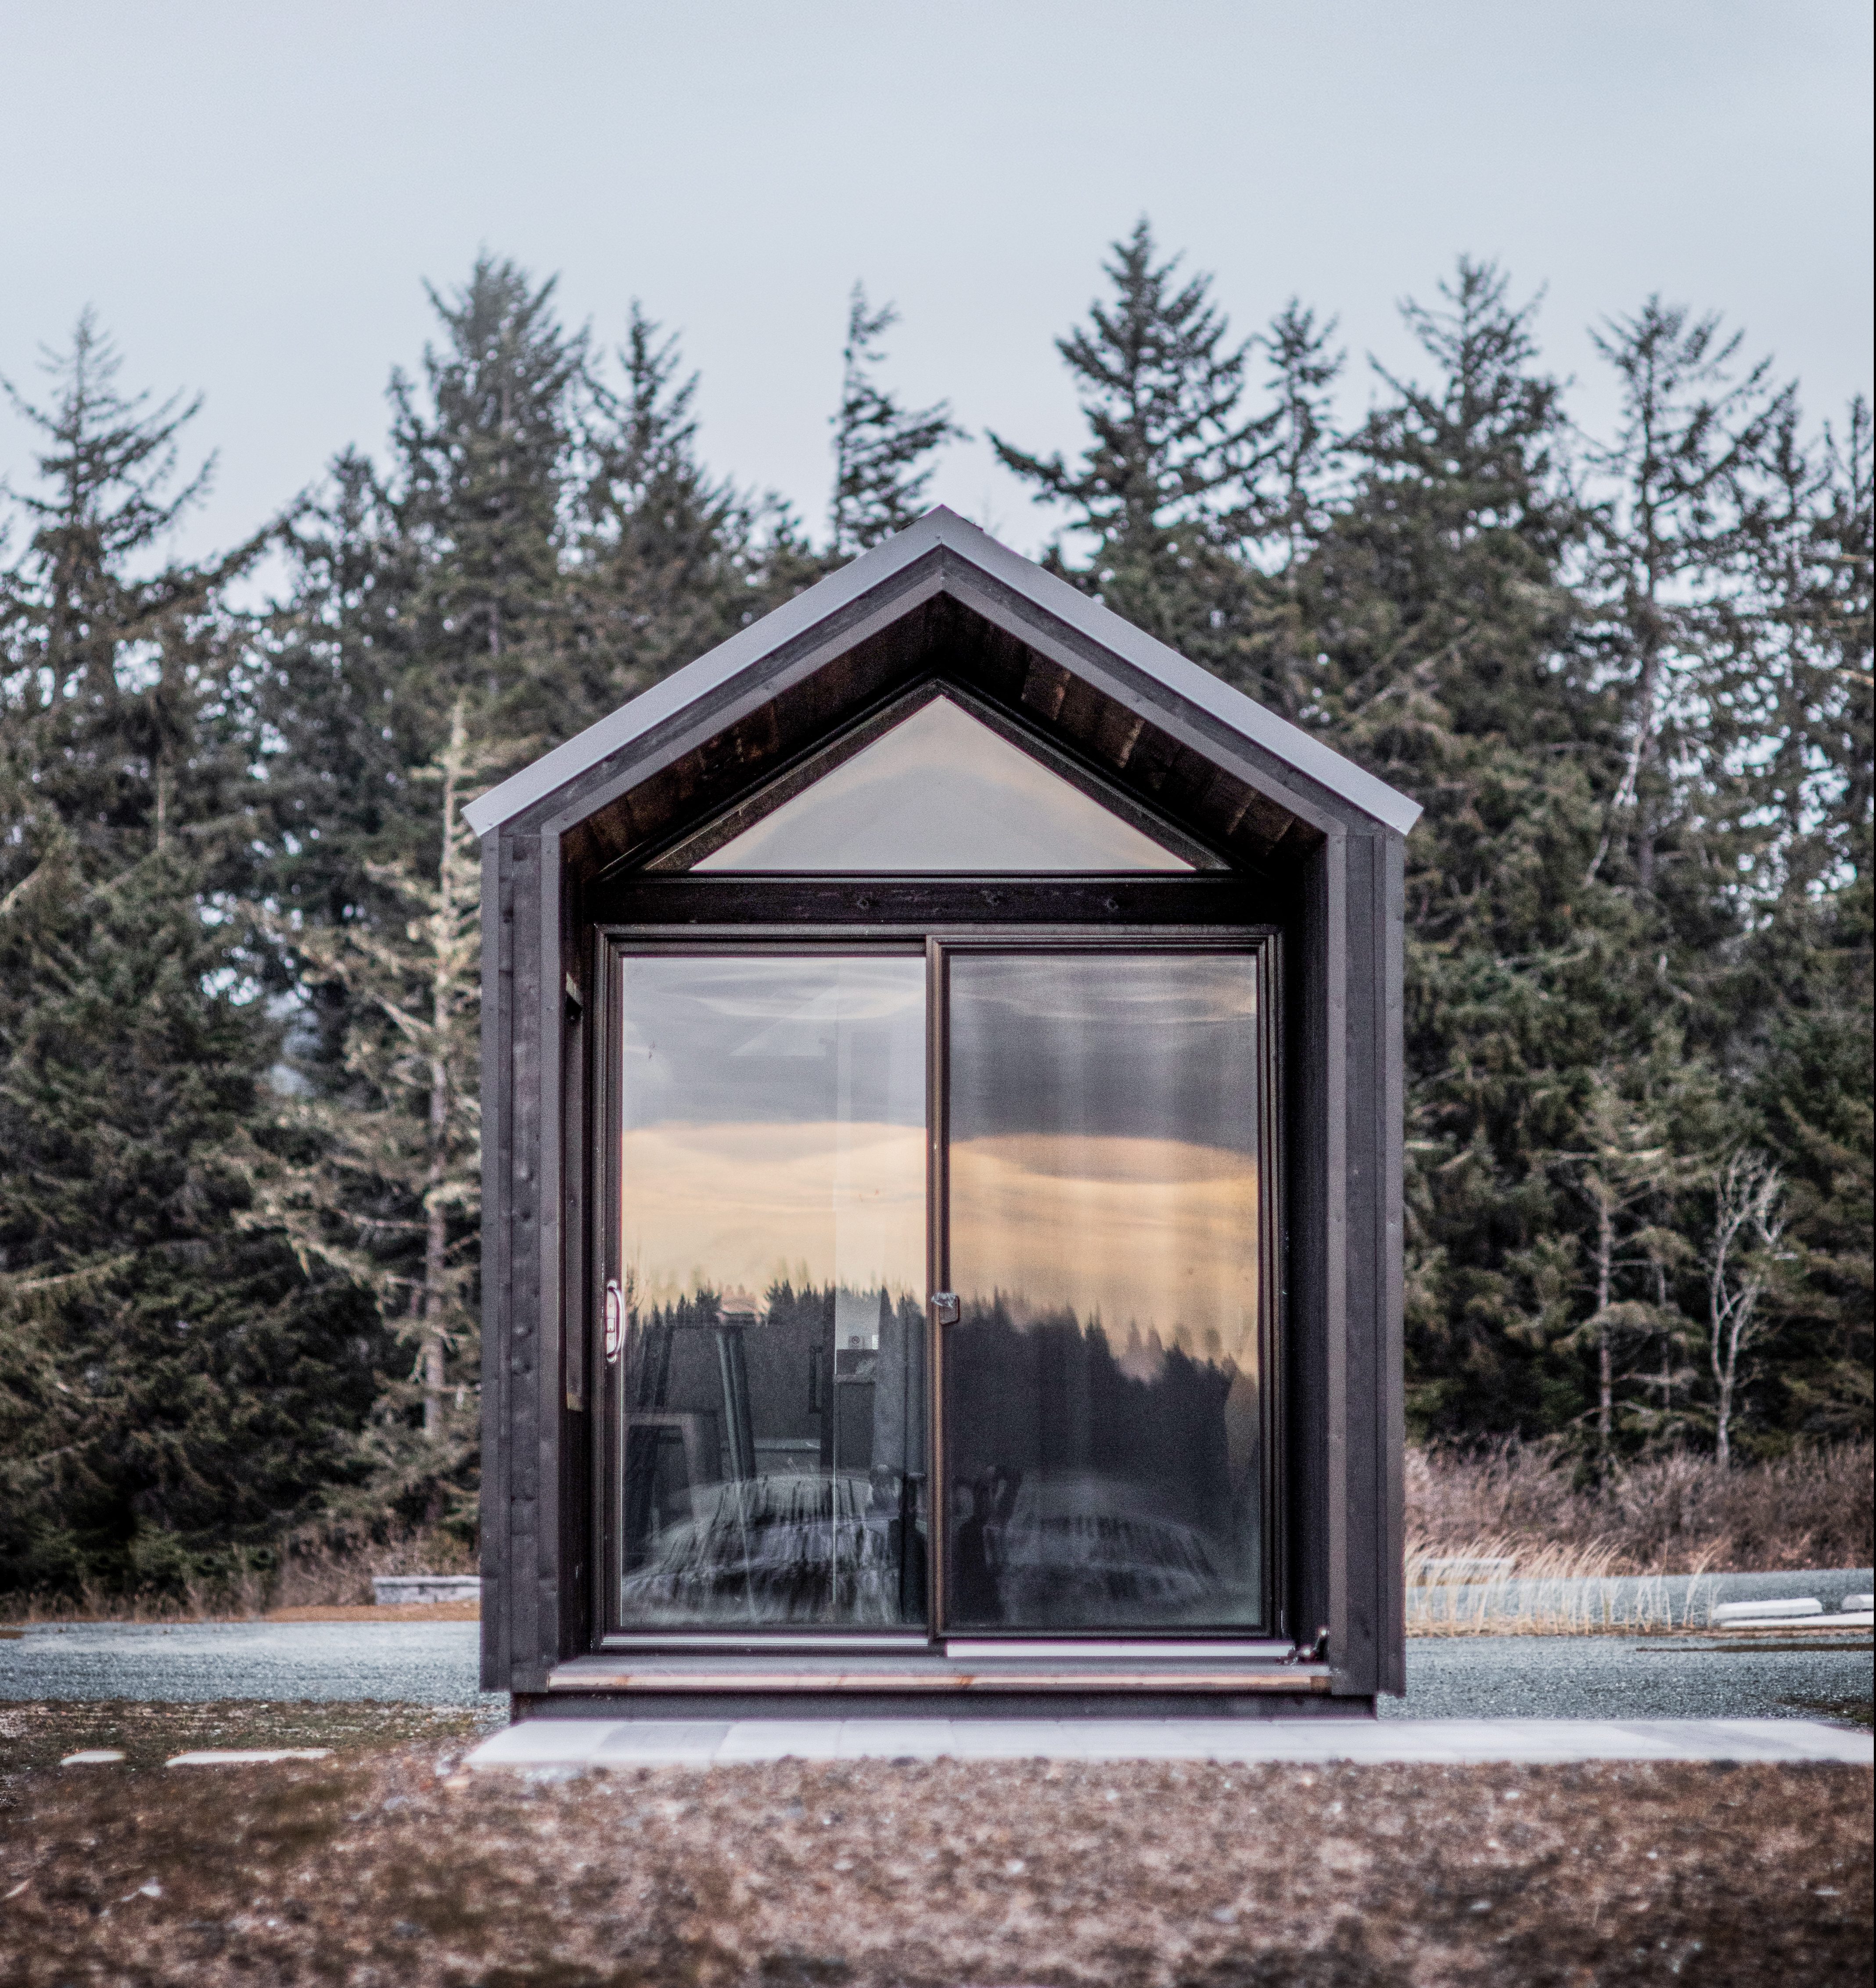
xmin=603 ymin=1281 xmax=624 ymax=1363
xmin=931 ymin=1291 xmax=960 ymax=1325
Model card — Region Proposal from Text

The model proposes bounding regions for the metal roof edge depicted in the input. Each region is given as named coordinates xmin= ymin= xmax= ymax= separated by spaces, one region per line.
xmin=464 ymin=506 xmax=1422 ymax=839
xmin=463 ymin=517 xmax=949 ymax=836
xmin=925 ymin=511 xmax=1421 ymax=836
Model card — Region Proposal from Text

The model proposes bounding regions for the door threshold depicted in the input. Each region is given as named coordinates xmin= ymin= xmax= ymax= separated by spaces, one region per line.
xmin=599 ymin=1634 xmax=934 ymax=1654
xmin=944 ymin=1639 xmax=1294 ymax=1661
xmin=547 ymin=1651 xmax=1330 ymax=1694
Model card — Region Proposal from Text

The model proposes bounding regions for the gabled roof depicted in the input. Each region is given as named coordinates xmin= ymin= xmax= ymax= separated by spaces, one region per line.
xmin=464 ymin=507 xmax=1420 ymax=843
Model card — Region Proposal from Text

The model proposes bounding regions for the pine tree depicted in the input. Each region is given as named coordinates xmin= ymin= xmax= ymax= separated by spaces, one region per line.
xmin=993 ymin=219 xmax=1265 ymax=555
xmin=575 ymin=304 xmax=757 ymax=701
xmin=1303 ymin=261 xmax=1635 ymax=1438
xmin=1581 ymin=300 xmax=1793 ymax=897
xmin=1733 ymin=398 xmax=1874 ymax=1440
xmin=1239 ymin=299 xmax=1346 ymax=714
xmin=1701 ymin=1151 xmax=1792 ymax=1465
xmin=1550 ymin=1058 xmax=1707 ymax=1464
xmin=0 ymin=844 xmax=383 ymax=1597
xmin=252 ymin=447 xmax=421 ymax=1070
xmin=251 ymin=702 xmax=489 ymax=1538
xmin=245 ymin=262 xmax=602 ymax=1550
xmin=388 ymin=255 xmax=588 ymax=753
xmin=829 ymin=286 xmax=961 ymax=555
xmin=255 ymin=258 xmax=586 ymax=1091
xmin=1250 ymin=298 xmax=1345 ymax=581
xmin=0 ymin=312 xmax=271 ymax=892
xmin=990 ymin=220 xmax=1281 ymax=689
xmin=0 ymin=320 xmax=381 ymax=1601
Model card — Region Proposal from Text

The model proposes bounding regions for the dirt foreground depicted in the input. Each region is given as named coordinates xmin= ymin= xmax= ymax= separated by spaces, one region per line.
xmin=0 ymin=1708 xmax=1869 ymax=1987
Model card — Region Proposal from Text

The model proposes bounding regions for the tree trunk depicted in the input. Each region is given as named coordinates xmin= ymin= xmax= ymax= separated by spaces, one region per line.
xmin=420 ymin=708 xmax=466 ymax=1439
xmin=420 ymin=1049 xmax=450 ymax=1438
xmin=1595 ymin=1192 xmax=1614 ymax=1462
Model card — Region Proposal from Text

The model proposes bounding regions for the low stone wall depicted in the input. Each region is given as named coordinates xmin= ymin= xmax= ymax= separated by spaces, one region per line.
xmin=371 ymin=1575 xmax=483 ymax=1608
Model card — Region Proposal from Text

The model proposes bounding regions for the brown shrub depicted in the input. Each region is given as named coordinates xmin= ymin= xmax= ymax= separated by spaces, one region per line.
xmin=266 ymin=1528 xmax=478 ymax=1611
xmin=1407 ymin=1437 xmax=1874 ymax=1574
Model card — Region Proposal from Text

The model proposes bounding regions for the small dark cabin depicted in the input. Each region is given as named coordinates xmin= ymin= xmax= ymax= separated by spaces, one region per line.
xmin=467 ymin=509 xmax=1419 ymax=1720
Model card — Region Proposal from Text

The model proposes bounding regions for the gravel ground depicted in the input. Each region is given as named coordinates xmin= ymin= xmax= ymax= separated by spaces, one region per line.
xmin=1380 ymin=1634 xmax=1874 ymax=1726
xmin=0 ymin=1620 xmax=506 ymax=1714
xmin=5 ymin=1620 xmax=1868 ymax=1724
xmin=1 ymin=1728 xmax=1869 ymax=1987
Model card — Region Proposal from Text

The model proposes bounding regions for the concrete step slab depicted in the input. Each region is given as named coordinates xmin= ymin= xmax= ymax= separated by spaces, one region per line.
xmin=465 ymin=1716 xmax=1873 ymax=1772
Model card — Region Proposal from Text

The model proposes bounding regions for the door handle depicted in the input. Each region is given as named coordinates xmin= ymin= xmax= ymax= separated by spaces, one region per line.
xmin=604 ymin=1281 xmax=624 ymax=1362
xmin=931 ymin=1292 xmax=960 ymax=1325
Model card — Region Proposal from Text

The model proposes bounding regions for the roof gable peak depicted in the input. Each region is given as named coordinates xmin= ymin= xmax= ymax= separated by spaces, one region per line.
xmin=464 ymin=507 xmax=1419 ymax=840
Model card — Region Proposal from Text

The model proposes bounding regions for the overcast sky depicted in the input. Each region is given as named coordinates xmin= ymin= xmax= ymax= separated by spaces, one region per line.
xmin=4 ymin=1 xmax=1871 ymax=570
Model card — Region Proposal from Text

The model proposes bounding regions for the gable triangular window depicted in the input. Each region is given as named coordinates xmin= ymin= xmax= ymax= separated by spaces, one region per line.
xmin=694 ymin=695 xmax=1192 ymax=872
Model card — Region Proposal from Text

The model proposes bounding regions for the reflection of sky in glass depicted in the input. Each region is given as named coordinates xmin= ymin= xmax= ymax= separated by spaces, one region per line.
xmin=619 ymin=955 xmax=926 ymax=1303
xmin=695 ymin=696 xmax=1192 ymax=872
xmin=949 ymin=954 xmax=1260 ymax=1357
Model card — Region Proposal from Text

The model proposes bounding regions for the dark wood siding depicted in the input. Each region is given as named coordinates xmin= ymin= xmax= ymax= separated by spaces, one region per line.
xmin=480 ymin=562 xmax=1410 ymax=1705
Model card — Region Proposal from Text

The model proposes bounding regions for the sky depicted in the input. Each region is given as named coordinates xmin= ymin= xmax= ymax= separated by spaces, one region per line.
xmin=4 ymin=1 xmax=1872 ymax=572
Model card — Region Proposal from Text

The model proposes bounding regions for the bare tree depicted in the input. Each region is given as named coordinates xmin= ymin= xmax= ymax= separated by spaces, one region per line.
xmin=1556 ymin=1069 xmax=1695 ymax=1465
xmin=1705 ymin=1149 xmax=1789 ymax=1465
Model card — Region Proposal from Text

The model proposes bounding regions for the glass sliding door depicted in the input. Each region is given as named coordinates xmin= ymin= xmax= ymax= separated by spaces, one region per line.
xmin=599 ymin=933 xmax=1275 ymax=1645
xmin=608 ymin=951 xmax=927 ymax=1631
xmin=938 ymin=947 xmax=1269 ymax=1633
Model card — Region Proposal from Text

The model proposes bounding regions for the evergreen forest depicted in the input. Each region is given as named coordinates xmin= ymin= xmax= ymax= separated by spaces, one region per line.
xmin=2 ymin=230 xmax=1869 ymax=1602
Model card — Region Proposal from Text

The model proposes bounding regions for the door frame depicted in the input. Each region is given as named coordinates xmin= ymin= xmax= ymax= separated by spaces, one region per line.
xmin=588 ymin=915 xmax=1286 ymax=1652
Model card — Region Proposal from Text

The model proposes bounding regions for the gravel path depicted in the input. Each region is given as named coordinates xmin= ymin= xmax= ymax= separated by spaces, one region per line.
xmin=0 ymin=1621 xmax=504 ymax=1713
xmin=1380 ymin=1633 xmax=1872 ymax=1721
xmin=4 ymin=1617 xmax=1868 ymax=1722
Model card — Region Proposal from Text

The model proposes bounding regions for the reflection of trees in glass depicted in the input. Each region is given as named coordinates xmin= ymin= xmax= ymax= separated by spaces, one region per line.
xmin=947 ymin=1297 xmax=1261 ymax=1629
xmin=618 ymin=1279 xmax=924 ymax=1626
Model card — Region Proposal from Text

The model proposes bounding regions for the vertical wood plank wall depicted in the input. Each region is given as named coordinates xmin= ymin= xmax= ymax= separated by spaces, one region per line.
xmin=477 ymin=836 xmax=512 ymax=1690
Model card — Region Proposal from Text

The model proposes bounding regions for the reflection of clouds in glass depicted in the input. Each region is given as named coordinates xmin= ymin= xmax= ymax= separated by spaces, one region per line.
xmin=949 ymin=953 xmax=1261 ymax=1154
xmin=622 ymin=961 xmax=922 ymax=1041
xmin=622 ymin=1120 xmax=926 ymax=1302
xmin=950 ymin=1133 xmax=1258 ymax=1359
xmin=725 ymin=980 xmax=925 ymax=1059
xmin=621 ymin=954 xmax=926 ymax=1130
xmin=956 ymin=954 xmax=1256 ymax=1027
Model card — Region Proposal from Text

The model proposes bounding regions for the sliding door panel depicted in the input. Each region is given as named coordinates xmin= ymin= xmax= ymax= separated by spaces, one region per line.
xmin=613 ymin=951 xmax=927 ymax=1630
xmin=942 ymin=950 xmax=1266 ymax=1632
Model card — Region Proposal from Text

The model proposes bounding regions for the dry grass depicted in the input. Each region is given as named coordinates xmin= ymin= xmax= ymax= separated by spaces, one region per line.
xmin=0 ymin=1528 xmax=478 ymax=1626
xmin=1407 ymin=1439 xmax=1874 ymax=1576
xmin=1402 ymin=1439 xmax=1872 ymax=1636
xmin=1402 ymin=1536 xmax=1721 ymax=1636
xmin=261 ymin=1600 xmax=480 ymax=1622
xmin=0 ymin=1567 xmax=273 ymax=1629
xmin=265 ymin=1529 xmax=478 ymax=1611
xmin=0 ymin=1724 xmax=1867 ymax=1987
